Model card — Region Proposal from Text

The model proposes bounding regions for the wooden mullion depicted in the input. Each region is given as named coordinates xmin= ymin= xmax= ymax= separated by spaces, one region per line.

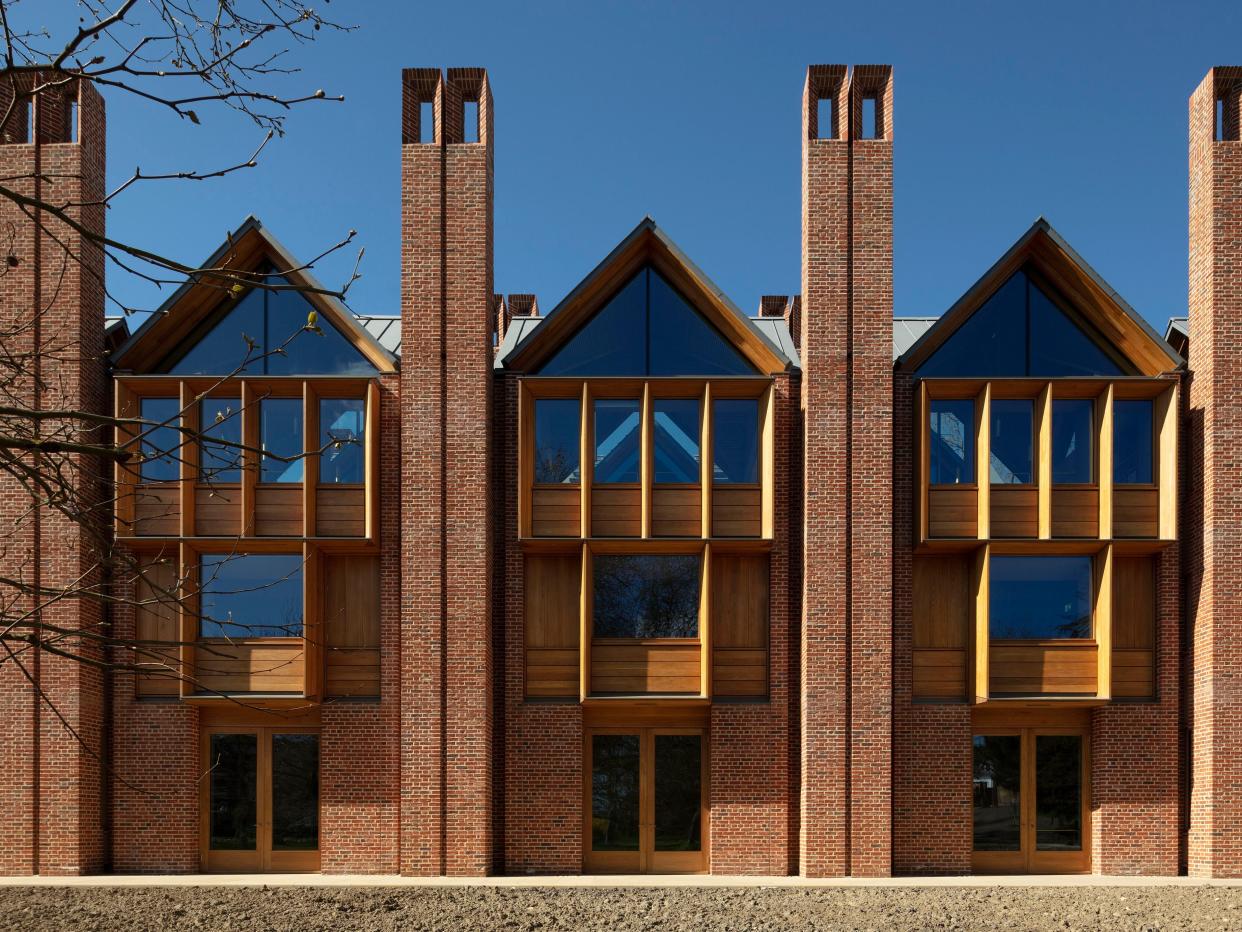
xmin=1156 ymin=383 xmax=1178 ymax=541
xmin=518 ymin=382 xmax=533 ymax=539
xmin=976 ymin=384 xmax=991 ymax=540
xmin=916 ymin=381 xmax=929 ymax=545
xmin=760 ymin=382 xmax=775 ymax=540
xmin=178 ymin=541 xmax=196 ymax=699
xmin=1036 ymin=383 xmax=1052 ymax=540
xmin=114 ymin=381 xmax=136 ymax=534
xmin=1095 ymin=543 xmax=1113 ymax=701
xmin=241 ymin=381 xmax=258 ymax=537
xmin=580 ymin=382 xmax=591 ymax=539
xmin=580 ymin=542 xmax=591 ymax=701
xmin=701 ymin=383 xmax=712 ymax=539
xmin=641 ymin=382 xmax=652 ymax=539
xmin=364 ymin=380 xmax=381 ymax=543
xmin=1097 ymin=385 xmax=1114 ymax=540
xmin=179 ymin=381 xmax=197 ymax=538
xmin=972 ymin=543 xmax=990 ymax=703
xmin=700 ymin=542 xmax=712 ymax=699
xmin=303 ymin=381 xmax=318 ymax=539
xmin=302 ymin=541 xmax=322 ymax=701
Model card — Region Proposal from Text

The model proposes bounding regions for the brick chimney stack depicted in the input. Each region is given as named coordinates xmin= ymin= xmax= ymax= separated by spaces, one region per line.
xmin=399 ymin=66 xmax=495 ymax=876
xmin=0 ymin=72 xmax=107 ymax=875
xmin=1187 ymin=66 xmax=1242 ymax=879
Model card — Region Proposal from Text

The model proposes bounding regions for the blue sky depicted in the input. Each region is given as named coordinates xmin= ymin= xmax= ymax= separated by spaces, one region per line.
xmin=38 ymin=0 xmax=1242 ymax=326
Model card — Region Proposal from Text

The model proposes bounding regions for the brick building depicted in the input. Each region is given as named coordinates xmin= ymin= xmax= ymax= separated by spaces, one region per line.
xmin=1 ymin=63 xmax=1241 ymax=877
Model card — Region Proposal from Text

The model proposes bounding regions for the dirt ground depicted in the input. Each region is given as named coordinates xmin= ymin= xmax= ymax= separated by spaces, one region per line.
xmin=2 ymin=884 xmax=1242 ymax=932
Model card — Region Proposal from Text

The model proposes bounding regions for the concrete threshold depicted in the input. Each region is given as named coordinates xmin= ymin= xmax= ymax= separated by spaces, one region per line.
xmin=1 ymin=873 xmax=1238 ymax=888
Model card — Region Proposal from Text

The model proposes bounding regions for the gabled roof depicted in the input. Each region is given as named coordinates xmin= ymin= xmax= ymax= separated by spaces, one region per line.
xmin=499 ymin=218 xmax=793 ymax=374
xmin=111 ymin=217 xmax=398 ymax=373
xmin=896 ymin=218 xmax=1184 ymax=376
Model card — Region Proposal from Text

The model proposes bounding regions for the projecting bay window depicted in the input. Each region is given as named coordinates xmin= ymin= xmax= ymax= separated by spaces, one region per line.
xmin=115 ymin=377 xmax=380 ymax=541
xmin=520 ymin=378 xmax=773 ymax=541
xmin=918 ymin=378 xmax=1177 ymax=545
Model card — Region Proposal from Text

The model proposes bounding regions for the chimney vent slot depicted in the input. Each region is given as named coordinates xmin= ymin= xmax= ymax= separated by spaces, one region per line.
xmin=420 ymin=100 xmax=435 ymax=143
xmin=464 ymin=100 xmax=479 ymax=143
xmin=861 ymin=96 xmax=878 ymax=139
xmin=817 ymin=97 xmax=836 ymax=139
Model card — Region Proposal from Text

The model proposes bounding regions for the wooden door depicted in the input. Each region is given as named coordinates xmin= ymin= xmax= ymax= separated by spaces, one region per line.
xmin=202 ymin=726 xmax=321 ymax=872
xmin=972 ymin=726 xmax=1089 ymax=874
xmin=584 ymin=727 xmax=708 ymax=874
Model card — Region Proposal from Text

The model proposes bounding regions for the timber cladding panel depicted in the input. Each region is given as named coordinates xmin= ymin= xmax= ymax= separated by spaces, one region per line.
xmin=710 ymin=552 xmax=770 ymax=697
xmin=523 ymin=552 xmax=581 ymax=698
xmin=324 ymin=555 xmax=381 ymax=698
xmin=911 ymin=553 xmax=969 ymax=701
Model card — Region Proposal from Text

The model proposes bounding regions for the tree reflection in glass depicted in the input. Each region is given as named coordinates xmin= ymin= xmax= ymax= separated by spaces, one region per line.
xmin=591 ymin=734 xmax=640 ymax=851
xmin=209 ymin=733 xmax=257 ymax=850
xmin=593 ymin=555 xmax=699 ymax=639
xmin=1036 ymin=735 xmax=1082 ymax=851
xmin=654 ymin=735 xmax=701 ymax=851
xmin=973 ymin=734 xmax=1021 ymax=851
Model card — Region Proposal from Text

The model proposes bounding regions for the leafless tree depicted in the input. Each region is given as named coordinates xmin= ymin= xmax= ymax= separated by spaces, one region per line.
xmin=0 ymin=0 xmax=366 ymax=742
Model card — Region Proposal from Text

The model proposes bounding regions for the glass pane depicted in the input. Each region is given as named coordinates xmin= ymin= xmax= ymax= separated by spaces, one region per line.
xmin=271 ymin=733 xmax=319 ymax=851
xmin=591 ymin=734 xmax=640 ymax=851
xmin=712 ymin=398 xmax=759 ymax=485
xmin=200 ymin=553 xmax=304 ymax=638
xmin=261 ymin=397 xmax=304 ymax=483
xmin=989 ymin=555 xmax=1092 ymax=640
xmin=1029 ymin=281 xmax=1124 ymax=377
xmin=929 ymin=399 xmax=974 ymax=484
xmin=593 ymin=554 xmax=700 ymax=639
xmin=648 ymin=269 xmax=756 ymax=376
xmin=1035 ymin=735 xmax=1082 ymax=851
xmin=1052 ymin=399 xmax=1094 ymax=484
xmin=990 ymin=399 xmax=1033 ymax=484
xmin=319 ymin=398 xmax=365 ymax=484
xmin=594 ymin=399 xmax=641 ymax=484
xmin=534 ymin=398 xmax=581 ymax=484
xmin=653 ymin=399 xmax=701 ymax=484
xmin=200 ymin=396 xmax=242 ymax=483
xmin=973 ymin=734 xmax=1021 ymax=851
xmin=654 ymin=734 xmax=702 ymax=851
xmin=209 ymin=733 xmax=257 ymax=850
xmin=139 ymin=397 xmax=181 ymax=482
xmin=538 ymin=271 xmax=647 ymax=376
xmin=1113 ymin=399 xmax=1154 ymax=484
xmin=265 ymin=283 xmax=376 ymax=376
xmin=918 ymin=271 xmax=1027 ymax=378
xmin=166 ymin=286 xmax=266 ymax=375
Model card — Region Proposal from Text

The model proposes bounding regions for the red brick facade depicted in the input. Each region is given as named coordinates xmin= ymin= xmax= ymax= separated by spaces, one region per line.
xmin=1 ymin=63 xmax=1239 ymax=878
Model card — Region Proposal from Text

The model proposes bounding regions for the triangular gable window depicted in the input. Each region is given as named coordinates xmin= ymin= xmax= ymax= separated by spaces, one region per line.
xmin=917 ymin=268 xmax=1128 ymax=378
xmin=535 ymin=265 xmax=757 ymax=377
xmin=159 ymin=268 xmax=376 ymax=376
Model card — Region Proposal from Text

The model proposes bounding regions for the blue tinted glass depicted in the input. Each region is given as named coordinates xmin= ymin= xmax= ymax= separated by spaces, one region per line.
xmin=265 ymin=283 xmax=376 ymax=376
xmin=1029 ymin=281 xmax=1123 ymax=377
xmin=261 ymin=398 xmax=304 ymax=484
xmin=930 ymin=399 xmax=974 ymax=484
xmin=319 ymin=398 xmax=365 ymax=484
xmin=918 ymin=272 xmax=1027 ymax=377
xmin=164 ymin=274 xmax=375 ymax=376
xmin=1052 ymin=399 xmax=1094 ymax=484
xmin=538 ymin=272 xmax=647 ymax=376
xmin=648 ymin=270 xmax=756 ymax=376
xmin=200 ymin=396 xmax=242 ymax=483
xmin=989 ymin=556 xmax=1092 ymax=640
xmin=200 ymin=553 xmax=303 ymax=638
xmin=140 ymin=397 xmax=181 ymax=482
xmin=990 ymin=399 xmax=1033 ymax=484
xmin=534 ymin=398 xmax=580 ymax=484
xmin=594 ymin=399 xmax=641 ymax=484
xmin=593 ymin=554 xmax=700 ymax=639
xmin=712 ymin=398 xmax=759 ymax=484
xmin=1114 ymin=399 xmax=1154 ymax=484
xmin=167 ymin=287 xmax=265 ymax=375
xmin=653 ymin=399 xmax=700 ymax=483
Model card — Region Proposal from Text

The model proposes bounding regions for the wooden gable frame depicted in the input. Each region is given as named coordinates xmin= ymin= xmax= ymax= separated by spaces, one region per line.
xmin=503 ymin=218 xmax=789 ymax=376
xmin=898 ymin=219 xmax=1183 ymax=377
xmin=112 ymin=217 xmax=398 ymax=374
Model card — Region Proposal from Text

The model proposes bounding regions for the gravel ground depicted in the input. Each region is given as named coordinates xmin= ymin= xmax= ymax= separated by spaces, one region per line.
xmin=2 ymin=884 xmax=1241 ymax=931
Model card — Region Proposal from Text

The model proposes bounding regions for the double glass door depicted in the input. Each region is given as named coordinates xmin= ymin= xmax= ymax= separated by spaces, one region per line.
xmin=586 ymin=727 xmax=707 ymax=873
xmin=972 ymin=727 xmax=1089 ymax=873
xmin=202 ymin=727 xmax=320 ymax=872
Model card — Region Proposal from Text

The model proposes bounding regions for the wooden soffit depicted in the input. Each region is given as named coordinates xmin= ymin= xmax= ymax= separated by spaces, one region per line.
xmin=898 ymin=219 xmax=1183 ymax=377
xmin=503 ymin=218 xmax=789 ymax=376
xmin=112 ymin=217 xmax=397 ymax=374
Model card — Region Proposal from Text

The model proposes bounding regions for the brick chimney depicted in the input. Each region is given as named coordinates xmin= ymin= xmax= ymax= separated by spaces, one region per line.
xmin=399 ymin=66 xmax=495 ymax=876
xmin=799 ymin=64 xmax=894 ymax=878
xmin=1186 ymin=66 xmax=1242 ymax=879
xmin=0 ymin=72 xmax=107 ymax=875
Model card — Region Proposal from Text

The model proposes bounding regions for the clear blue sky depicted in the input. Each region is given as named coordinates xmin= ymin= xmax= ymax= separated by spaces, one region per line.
xmin=59 ymin=0 xmax=1242 ymax=326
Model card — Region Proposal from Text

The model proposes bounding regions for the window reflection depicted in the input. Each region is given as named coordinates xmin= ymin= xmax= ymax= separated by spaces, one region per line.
xmin=593 ymin=554 xmax=700 ymax=639
xmin=534 ymin=398 xmax=580 ymax=484
xmin=989 ymin=556 xmax=1091 ymax=640
xmin=591 ymin=734 xmax=640 ymax=851
xmin=319 ymin=398 xmax=365 ymax=484
xmin=209 ymin=733 xmax=257 ymax=851
xmin=200 ymin=396 xmax=242 ymax=483
xmin=930 ymin=399 xmax=974 ymax=484
xmin=139 ymin=397 xmax=181 ymax=483
xmin=712 ymin=398 xmax=759 ymax=485
xmin=1113 ymin=399 xmax=1154 ymax=484
xmin=200 ymin=553 xmax=304 ymax=639
xmin=973 ymin=735 xmax=1021 ymax=851
xmin=1052 ymin=399 xmax=1094 ymax=484
xmin=653 ymin=399 xmax=700 ymax=483
xmin=594 ymin=399 xmax=641 ymax=484
xmin=1035 ymin=735 xmax=1082 ymax=851
xmin=261 ymin=397 xmax=304 ymax=484
xmin=990 ymin=399 xmax=1033 ymax=484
